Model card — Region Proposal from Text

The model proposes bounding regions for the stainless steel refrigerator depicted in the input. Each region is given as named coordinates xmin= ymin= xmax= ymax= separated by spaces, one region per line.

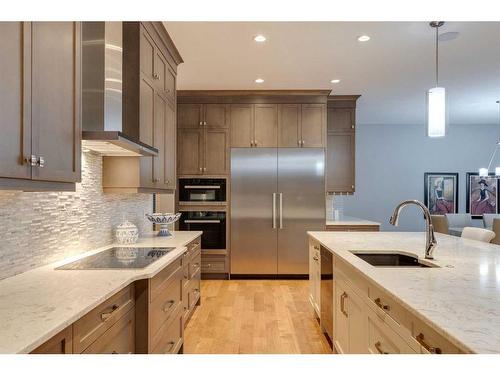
xmin=231 ymin=148 xmax=325 ymax=275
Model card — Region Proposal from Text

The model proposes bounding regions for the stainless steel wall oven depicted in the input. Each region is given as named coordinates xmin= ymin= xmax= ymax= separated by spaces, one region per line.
xmin=178 ymin=178 xmax=226 ymax=204
xmin=179 ymin=211 xmax=226 ymax=250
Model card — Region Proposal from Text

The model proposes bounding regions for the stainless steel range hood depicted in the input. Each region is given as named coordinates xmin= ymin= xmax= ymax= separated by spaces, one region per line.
xmin=81 ymin=22 xmax=158 ymax=157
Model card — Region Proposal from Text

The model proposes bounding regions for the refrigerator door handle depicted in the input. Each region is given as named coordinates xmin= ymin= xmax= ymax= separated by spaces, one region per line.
xmin=279 ymin=192 xmax=283 ymax=229
xmin=272 ymin=193 xmax=277 ymax=229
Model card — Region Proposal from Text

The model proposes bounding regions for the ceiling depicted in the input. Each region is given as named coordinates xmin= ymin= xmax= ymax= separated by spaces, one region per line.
xmin=164 ymin=22 xmax=500 ymax=126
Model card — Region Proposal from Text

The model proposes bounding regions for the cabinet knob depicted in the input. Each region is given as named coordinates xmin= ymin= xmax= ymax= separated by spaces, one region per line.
xmin=199 ymin=121 xmax=203 ymax=126
xmin=204 ymin=121 xmax=207 ymax=126
xmin=351 ymin=185 xmax=355 ymax=189
xmin=203 ymin=167 xmax=207 ymax=172
xmin=250 ymin=141 xmax=254 ymax=147
xmin=37 ymin=156 xmax=45 ymax=168
xmin=166 ymin=180 xmax=170 ymax=185
xmin=153 ymin=73 xmax=160 ymax=79
xmin=254 ymin=140 xmax=258 ymax=146
xmin=166 ymin=89 xmax=171 ymax=93
xmin=199 ymin=167 xmax=202 ymax=172
xmin=351 ymin=124 xmax=355 ymax=129
xmin=301 ymin=140 xmax=305 ymax=146
xmin=153 ymin=178 xmax=160 ymax=183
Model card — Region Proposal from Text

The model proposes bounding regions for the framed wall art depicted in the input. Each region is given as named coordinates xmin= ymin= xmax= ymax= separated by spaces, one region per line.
xmin=424 ymin=173 xmax=459 ymax=215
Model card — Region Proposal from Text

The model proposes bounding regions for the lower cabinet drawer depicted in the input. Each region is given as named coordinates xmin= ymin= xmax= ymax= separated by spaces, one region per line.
xmin=82 ymin=308 xmax=135 ymax=354
xmin=151 ymin=305 xmax=183 ymax=354
xmin=367 ymin=308 xmax=416 ymax=354
xmin=150 ymin=258 xmax=182 ymax=302
xmin=411 ymin=316 xmax=464 ymax=354
xmin=367 ymin=284 xmax=411 ymax=332
xmin=201 ymin=256 xmax=226 ymax=273
xmin=188 ymin=278 xmax=201 ymax=310
xmin=73 ymin=285 xmax=135 ymax=353
xmin=150 ymin=267 xmax=183 ymax=347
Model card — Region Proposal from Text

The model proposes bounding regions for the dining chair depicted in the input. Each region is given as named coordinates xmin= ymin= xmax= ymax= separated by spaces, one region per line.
xmin=461 ymin=227 xmax=496 ymax=243
xmin=482 ymin=214 xmax=500 ymax=230
xmin=445 ymin=213 xmax=472 ymax=236
xmin=491 ymin=218 xmax=500 ymax=245
xmin=431 ymin=215 xmax=449 ymax=235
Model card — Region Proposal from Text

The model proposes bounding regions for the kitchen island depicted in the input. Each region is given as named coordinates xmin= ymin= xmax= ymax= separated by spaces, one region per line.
xmin=308 ymin=231 xmax=500 ymax=354
xmin=0 ymin=231 xmax=202 ymax=354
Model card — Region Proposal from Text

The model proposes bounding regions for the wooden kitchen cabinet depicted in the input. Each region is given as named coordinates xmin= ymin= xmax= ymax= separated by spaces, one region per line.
xmin=308 ymin=239 xmax=321 ymax=317
xmin=31 ymin=326 xmax=73 ymax=354
xmin=278 ymin=103 xmax=326 ymax=148
xmin=0 ymin=22 xmax=81 ymax=191
xmin=326 ymin=96 xmax=359 ymax=193
xmin=106 ymin=22 xmax=181 ymax=193
xmin=82 ymin=308 xmax=135 ymax=354
xmin=178 ymin=128 xmax=204 ymax=175
xmin=178 ymin=126 xmax=229 ymax=176
xmin=230 ymin=104 xmax=254 ymax=147
xmin=334 ymin=278 xmax=368 ymax=354
xmin=178 ymin=103 xmax=229 ymax=129
xmin=254 ymin=104 xmax=278 ymax=147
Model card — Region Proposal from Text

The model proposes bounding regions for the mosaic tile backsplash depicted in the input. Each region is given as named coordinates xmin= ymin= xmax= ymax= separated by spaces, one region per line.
xmin=0 ymin=152 xmax=153 ymax=280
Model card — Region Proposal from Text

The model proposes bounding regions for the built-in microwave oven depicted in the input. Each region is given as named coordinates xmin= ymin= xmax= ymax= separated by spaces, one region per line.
xmin=178 ymin=211 xmax=226 ymax=250
xmin=178 ymin=178 xmax=226 ymax=204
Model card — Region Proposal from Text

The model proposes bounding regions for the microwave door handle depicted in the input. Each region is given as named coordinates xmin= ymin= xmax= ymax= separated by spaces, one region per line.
xmin=183 ymin=185 xmax=221 ymax=189
xmin=273 ymin=193 xmax=277 ymax=229
xmin=184 ymin=220 xmax=221 ymax=223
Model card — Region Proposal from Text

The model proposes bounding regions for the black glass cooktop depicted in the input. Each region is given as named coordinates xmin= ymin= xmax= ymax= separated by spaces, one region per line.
xmin=56 ymin=247 xmax=176 ymax=270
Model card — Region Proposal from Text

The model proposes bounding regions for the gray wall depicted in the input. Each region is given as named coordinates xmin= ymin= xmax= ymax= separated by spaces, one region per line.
xmin=334 ymin=123 xmax=499 ymax=231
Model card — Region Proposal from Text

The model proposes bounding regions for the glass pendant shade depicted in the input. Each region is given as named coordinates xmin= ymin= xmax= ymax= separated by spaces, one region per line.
xmin=479 ymin=168 xmax=489 ymax=177
xmin=427 ymin=87 xmax=446 ymax=137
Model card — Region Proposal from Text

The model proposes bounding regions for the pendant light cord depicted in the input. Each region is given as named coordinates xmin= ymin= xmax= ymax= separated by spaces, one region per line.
xmin=486 ymin=101 xmax=500 ymax=170
xmin=435 ymin=26 xmax=439 ymax=86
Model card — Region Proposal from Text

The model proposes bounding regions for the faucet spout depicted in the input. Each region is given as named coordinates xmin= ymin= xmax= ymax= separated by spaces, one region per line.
xmin=389 ymin=199 xmax=437 ymax=260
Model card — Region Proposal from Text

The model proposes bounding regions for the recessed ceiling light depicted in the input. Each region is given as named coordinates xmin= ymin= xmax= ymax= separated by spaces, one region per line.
xmin=255 ymin=78 xmax=264 ymax=84
xmin=254 ymin=35 xmax=266 ymax=42
xmin=357 ymin=35 xmax=371 ymax=42
xmin=330 ymin=79 xmax=341 ymax=84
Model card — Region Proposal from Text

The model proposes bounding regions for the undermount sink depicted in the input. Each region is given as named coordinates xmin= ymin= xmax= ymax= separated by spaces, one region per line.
xmin=350 ymin=252 xmax=438 ymax=268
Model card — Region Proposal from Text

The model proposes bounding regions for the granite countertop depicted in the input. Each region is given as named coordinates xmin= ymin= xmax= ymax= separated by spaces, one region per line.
xmin=308 ymin=231 xmax=500 ymax=353
xmin=326 ymin=215 xmax=381 ymax=226
xmin=0 ymin=231 xmax=202 ymax=354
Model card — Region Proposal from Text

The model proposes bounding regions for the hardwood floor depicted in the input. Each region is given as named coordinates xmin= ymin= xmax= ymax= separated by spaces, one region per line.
xmin=184 ymin=279 xmax=332 ymax=354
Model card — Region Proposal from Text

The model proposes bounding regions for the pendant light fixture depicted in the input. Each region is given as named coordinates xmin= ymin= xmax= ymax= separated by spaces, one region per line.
xmin=427 ymin=21 xmax=446 ymax=137
xmin=479 ymin=101 xmax=500 ymax=177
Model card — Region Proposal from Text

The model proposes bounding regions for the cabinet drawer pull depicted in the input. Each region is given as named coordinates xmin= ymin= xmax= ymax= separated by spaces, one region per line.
xmin=340 ymin=292 xmax=348 ymax=317
xmin=313 ymin=245 xmax=320 ymax=250
xmin=153 ymin=73 xmax=159 ymax=79
xmin=100 ymin=304 xmax=119 ymax=321
xmin=312 ymin=256 xmax=319 ymax=261
xmin=374 ymin=341 xmax=389 ymax=354
xmin=162 ymin=299 xmax=176 ymax=312
xmin=111 ymin=350 xmax=118 ymax=354
xmin=374 ymin=297 xmax=390 ymax=311
xmin=416 ymin=333 xmax=442 ymax=354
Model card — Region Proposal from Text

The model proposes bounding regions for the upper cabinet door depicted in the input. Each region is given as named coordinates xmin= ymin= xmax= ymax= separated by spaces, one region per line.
xmin=0 ymin=22 xmax=31 ymax=180
xmin=327 ymin=107 xmax=355 ymax=133
xmin=230 ymin=104 xmax=254 ymax=147
xmin=31 ymin=22 xmax=81 ymax=183
xmin=140 ymin=26 xmax=155 ymax=80
xmin=278 ymin=104 xmax=300 ymax=147
xmin=326 ymin=133 xmax=355 ymax=193
xmin=165 ymin=65 xmax=176 ymax=106
xmin=254 ymin=104 xmax=278 ymax=148
xmin=164 ymin=102 xmax=176 ymax=189
xmin=204 ymin=104 xmax=228 ymax=128
xmin=204 ymin=129 xmax=229 ymax=175
xmin=178 ymin=104 xmax=203 ymax=128
xmin=178 ymin=128 xmax=203 ymax=175
xmin=301 ymin=104 xmax=325 ymax=148
xmin=153 ymin=48 xmax=169 ymax=94
xmin=152 ymin=92 xmax=167 ymax=187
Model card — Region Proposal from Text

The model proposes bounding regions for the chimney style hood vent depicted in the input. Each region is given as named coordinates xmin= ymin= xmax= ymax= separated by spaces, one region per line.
xmin=81 ymin=22 xmax=158 ymax=157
